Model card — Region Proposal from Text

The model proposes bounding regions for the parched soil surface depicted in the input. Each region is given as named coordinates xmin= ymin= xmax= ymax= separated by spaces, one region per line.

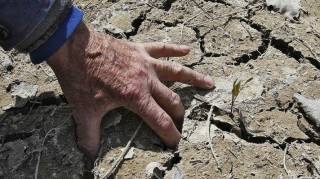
xmin=1 ymin=0 xmax=320 ymax=178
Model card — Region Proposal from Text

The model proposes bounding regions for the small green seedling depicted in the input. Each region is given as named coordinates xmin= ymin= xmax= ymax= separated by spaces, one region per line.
xmin=231 ymin=77 xmax=253 ymax=113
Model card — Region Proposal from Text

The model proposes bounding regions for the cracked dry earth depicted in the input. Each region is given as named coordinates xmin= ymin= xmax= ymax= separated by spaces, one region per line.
xmin=1 ymin=0 xmax=320 ymax=178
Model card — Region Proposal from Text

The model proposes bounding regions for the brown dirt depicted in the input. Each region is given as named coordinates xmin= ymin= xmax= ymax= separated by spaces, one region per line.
xmin=1 ymin=0 xmax=320 ymax=178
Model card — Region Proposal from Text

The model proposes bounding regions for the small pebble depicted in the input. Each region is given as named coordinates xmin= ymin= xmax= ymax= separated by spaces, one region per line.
xmin=1 ymin=57 xmax=13 ymax=71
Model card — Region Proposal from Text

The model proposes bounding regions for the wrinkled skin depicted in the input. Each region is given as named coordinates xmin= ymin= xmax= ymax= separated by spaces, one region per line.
xmin=47 ymin=22 xmax=215 ymax=159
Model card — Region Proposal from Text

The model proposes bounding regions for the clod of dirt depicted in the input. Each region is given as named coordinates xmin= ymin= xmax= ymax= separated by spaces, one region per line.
xmin=168 ymin=166 xmax=185 ymax=179
xmin=1 ymin=55 xmax=13 ymax=72
xmin=288 ymin=142 xmax=320 ymax=177
xmin=6 ymin=139 xmax=28 ymax=171
xmin=203 ymin=20 xmax=262 ymax=58
xmin=121 ymin=147 xmax=135 ymax=160
xmin=297 ymin=117 xmax=320 ymax=141
xmin=266 ymin=0 xmax=300 ymax=20
xmin=301 ymin=153 xmax=320 ymax=176
xmin=145 ymin=162 xmax=166 ymax=178
xmin=251 ymin=110 xmax=308 ymax=142
xmin=4 ymin=82 xmax=38 ymax=109
xmin=90 ymin=0 xmax=151 ymax=37
xmin=93 ymin=113 xmax=173 ymax=178
xmin=0 ymin=105 xmax=85 ymax=178
xmin=294 ymin=93 xmax=320 ymax=128
xmin=1 ymin=0 xmax=320 ymax=178
xmin=11 ymin=82 xmax=38 ymax=99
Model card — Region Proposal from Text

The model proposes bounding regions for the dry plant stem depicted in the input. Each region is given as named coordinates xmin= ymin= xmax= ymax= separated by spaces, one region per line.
xmin=101 ymin=121 xmax=143 ymax=179
xmin=283 ymin=143 xmax=290 ymax=175
xmin=231 ymin=96 xmax=237 ymax=114
xmin=296 ymin=38 xmax=320 ymax=62
xmin=94 ymin=139 xmax=105 ymax=169
xmin=193 ymin=95 xmax=210 ymax=103
xmin=193 ymin=2 xmax=263 ymax=21
xmin=240 ymin=21 xmax=253 ymax=40
xmin=231 ymin=99 xmax=234 ymax=114
xmin=23 ymin=103 xmax=36 ymax=121
xmin=34 ymin=127 xmax=59 ymax=179
xmin=206 ymin=105 xmax=221 ymax=172
xmin=189 ymin=0 xmax=215 ymax=20
xmin=145 ymin=3 xmax=157 ymax=9
xmin=310 ymin=24 xmax=320 ymax=38
xmin=39 ymin=64 xmax=54 ymax=77
xmin=217 ymin=3 xmax=264 ymax=19
xmin=153 ymin=173 xmax=162 ymax=179
xmin=179 ymin=24 xmax=185 ymax=44
xmin=302 ymin=154 xmax=320 ymax=176
xmin=180 ymin=11 xmax=202 ymax=42
xmin=313 ymin=31 xmax=320 ymax=39
xmin=50 ymin=106 xmax=58 ymax=117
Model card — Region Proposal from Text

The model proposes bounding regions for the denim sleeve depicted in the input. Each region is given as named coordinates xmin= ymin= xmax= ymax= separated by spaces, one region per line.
xmin=0 ymin=0 xmax=72 ymax=52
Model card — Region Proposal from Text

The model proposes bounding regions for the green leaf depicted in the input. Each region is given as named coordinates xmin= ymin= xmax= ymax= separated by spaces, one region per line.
xmin=243 ymin=77 xmax=253 ymax=86
xmin=232 ymin=79 xmax=241 ymax=98
xmin=235 ymin=81 xmax=241 ymax=97
xmin=233 ymin=79 xmax=238 ymax=88
xmin=240 ymin=77 xmax=254 ymax=90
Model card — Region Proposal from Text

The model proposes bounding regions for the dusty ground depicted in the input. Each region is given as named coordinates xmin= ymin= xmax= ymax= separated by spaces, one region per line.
xmin=1 ymin=0 xmax=320 ymax=178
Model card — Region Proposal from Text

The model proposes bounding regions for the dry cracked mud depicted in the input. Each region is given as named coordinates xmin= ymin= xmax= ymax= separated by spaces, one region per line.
xmin=1 ymin=0 xmax=320 ymax=178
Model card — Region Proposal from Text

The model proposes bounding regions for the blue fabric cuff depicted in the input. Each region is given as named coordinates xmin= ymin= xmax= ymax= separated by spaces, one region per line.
xmin=30 ymin=6 xmax=84 ymax=64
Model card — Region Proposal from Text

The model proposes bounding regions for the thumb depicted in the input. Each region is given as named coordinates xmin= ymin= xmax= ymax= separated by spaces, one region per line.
xmin=73 ymin=111 xmax=102 ymax=160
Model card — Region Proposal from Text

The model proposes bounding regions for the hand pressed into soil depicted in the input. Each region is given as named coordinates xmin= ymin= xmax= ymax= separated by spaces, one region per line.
xmin=47 ymin=22 xmax=215 ymax=159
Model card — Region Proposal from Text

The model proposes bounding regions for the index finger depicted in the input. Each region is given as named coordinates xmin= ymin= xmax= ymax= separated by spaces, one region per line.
xmin=143 ymin=42 xmax=190 ymax=58
xmin=152 ymin=60 xmax=215 ymax=89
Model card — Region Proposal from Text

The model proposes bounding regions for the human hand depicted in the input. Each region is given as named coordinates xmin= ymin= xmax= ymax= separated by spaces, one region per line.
xmin=47 ymin=22 xmax=215 ymax=159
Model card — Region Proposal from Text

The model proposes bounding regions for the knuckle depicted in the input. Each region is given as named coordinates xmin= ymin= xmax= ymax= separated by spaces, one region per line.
xmin=135 ymin=43 xmax=144 ymax=49
xmin=155 ymin=61 xmax=165 ymax=70
xmin=134 ymin=93 xmax=151 ymax=113
xmin=120 ymin=83 xmax=142 ymax=101
xmin=136 ymin=43 xmax=147 ymax=53
xmin=134 ymin=66 xmax=149 ymax=78
xmin=172 ymin=64 xmax=184 ymax=75
xmin=141 ymin=95 xmax=151 ymax=108
xmin=149 ymin=79 xmax=158 ymax=93
xmin=170 ymin=93 xmax=181 ymax=106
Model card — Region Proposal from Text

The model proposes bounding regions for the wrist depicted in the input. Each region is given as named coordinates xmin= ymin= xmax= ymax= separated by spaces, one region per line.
xmin=47 ymin=22 xmax=115 ymax=73
xmin=30 ymin=6 xmax=84 ymax=64
xmin=47 ymin=21 xmax=89 ymax=71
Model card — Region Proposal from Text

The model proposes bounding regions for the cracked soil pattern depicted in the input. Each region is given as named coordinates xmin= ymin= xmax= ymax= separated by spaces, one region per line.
xmin=0 ymin=0 xmax=320 ymax=178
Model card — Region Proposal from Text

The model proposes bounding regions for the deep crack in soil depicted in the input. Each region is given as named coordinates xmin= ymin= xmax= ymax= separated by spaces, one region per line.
xmin=1 ymin=0 xmax=320 ymax=178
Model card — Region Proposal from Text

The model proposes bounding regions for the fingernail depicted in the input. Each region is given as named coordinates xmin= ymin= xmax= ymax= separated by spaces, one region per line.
xmin=180 ymin=45 xmax=190 ymax=51
xmin=204 ymin=75 xmax=214 ymax=88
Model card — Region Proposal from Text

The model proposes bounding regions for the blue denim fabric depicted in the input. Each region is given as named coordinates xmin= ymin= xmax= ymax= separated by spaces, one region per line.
xmin=0 ymin=0 xmax=53 ymax=50
xmin=0 ymin=0 xmax=72 ymax=51
xmin=30 ymin=6 xmax=83 ymax=64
